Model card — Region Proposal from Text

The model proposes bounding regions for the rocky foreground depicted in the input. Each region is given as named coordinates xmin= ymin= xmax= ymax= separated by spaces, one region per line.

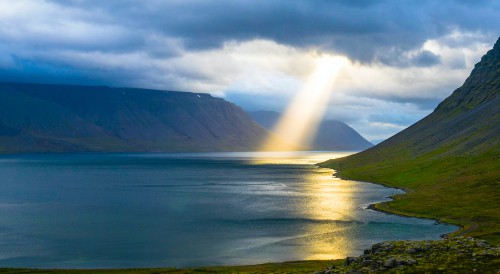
xmin=315 ymin=237 xmax=500 ymax=273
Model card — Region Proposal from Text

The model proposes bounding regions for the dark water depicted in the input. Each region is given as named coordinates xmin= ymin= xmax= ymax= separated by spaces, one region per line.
xmin=0 ymin=152 xmax=456 ymax=268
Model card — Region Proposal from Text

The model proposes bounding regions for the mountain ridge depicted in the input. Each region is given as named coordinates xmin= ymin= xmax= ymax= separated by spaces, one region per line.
xmin=0 ymin=82 xmax=269 ymax=153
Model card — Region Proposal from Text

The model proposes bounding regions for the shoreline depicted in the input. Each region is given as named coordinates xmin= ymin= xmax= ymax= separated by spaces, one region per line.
xmin=326 ymin=167 xmax=460 ymax=236
xmin=0 ymin=260 xmax=343 ymax=273
xmin=326 ymin=167 xmax=465 ymax=237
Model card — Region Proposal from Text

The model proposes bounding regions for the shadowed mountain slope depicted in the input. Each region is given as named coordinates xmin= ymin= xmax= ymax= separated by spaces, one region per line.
xmin=248 ymin=110 xmax=373 ymax=150
xmin=320 ymin=37 xmax=500 ymax=243
xmin=0 ymin=82 xmax=269 ymax=153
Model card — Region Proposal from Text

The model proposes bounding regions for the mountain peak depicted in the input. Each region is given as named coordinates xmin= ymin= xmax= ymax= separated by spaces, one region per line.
xmin=248 ymin=111 xmax=373 ymax=151
xmin=436 ymin=36 xmax=499 ymax=112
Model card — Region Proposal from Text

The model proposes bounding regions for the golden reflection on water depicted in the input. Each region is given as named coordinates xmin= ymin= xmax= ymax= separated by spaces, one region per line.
xmin=248 ymin=151 xmax=360 ymax=260
xmin=248 ymin=151 xmax=353 ymax=165
xmin=301 ymin=168 xmax=358 ymax=260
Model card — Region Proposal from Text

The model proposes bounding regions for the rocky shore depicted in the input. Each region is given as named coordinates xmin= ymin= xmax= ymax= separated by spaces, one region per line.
xmin=315 ymin=237 xmax=500 ymax=273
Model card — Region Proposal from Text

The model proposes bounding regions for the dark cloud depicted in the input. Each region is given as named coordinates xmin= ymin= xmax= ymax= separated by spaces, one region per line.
xmin=0 ymin=58 xmax=104 ymax=86
xmin=107 ymin=0 xmax=499 ymax=61
xmin=16 ymin=0 xmax=500 ymax=60
xmin=1 ymin=0 xmax=498 ymax=84
xmin=413 ymin=50 xmax=441 ymax=67
xmin=378 ymin=49 xmax=442 ymax=67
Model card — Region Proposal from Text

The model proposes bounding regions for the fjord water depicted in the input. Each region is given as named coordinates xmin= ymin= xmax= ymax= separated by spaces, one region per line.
xmin=0 ymin=152 xmax=456 ymax=268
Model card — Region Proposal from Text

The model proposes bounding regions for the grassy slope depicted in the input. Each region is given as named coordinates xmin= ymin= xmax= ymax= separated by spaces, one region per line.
xmin=320 ymin=38 xmax=500 ymax=245
xmin=320 ymin=149 xmax=499 ymax=244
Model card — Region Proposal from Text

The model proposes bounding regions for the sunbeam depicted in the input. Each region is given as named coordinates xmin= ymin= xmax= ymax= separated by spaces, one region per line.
xmin=261 ymin=55 xmax=347 ymax=151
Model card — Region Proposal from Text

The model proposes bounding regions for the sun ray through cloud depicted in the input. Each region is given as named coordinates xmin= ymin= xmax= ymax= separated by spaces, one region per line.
xmin=261 ymin=55 xmax=348 ymax=151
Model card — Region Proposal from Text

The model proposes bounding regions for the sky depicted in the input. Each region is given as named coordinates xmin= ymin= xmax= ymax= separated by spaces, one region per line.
xmin=0 ymin=0 xmax=499 ymax=142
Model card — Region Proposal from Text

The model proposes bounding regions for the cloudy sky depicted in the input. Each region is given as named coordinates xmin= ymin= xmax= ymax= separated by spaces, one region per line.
xmin=0 ymin=0 xmax=499 ymax=141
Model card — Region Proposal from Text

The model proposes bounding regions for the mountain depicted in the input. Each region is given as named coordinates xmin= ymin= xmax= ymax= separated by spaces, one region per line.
xmin=0 ymin=82 xmax=269 ymax=153
xmin=320 ymin=37 xmax=500 ymax=243
xmin=248 ymin=110 xmax=373 ymax=150
xmin=247 ymin=111 xmax=280 ymax=130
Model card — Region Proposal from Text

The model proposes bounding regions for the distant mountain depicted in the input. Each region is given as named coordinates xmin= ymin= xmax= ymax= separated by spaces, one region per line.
xmin=247 ymin=111 xmax=280 ymax=130
xmin=248 ymin=110 xmax=373 ymax=150
xmin=0 ymin=82 xmax=269 ymax=153
xmin=321 ymin=37 xmax=500 ymax=242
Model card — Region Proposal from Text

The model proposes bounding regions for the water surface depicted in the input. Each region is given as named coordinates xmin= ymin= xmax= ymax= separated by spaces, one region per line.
xmin=0 ymin=151 xmax=456 ymax=268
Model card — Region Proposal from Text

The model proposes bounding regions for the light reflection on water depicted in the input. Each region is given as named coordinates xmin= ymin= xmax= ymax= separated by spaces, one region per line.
xmin=248 ymin=152 xmax=361 ymax=260
xmin=242 ymin=151 xmax=358 ymax=260
xmin=247 ymin=151 xmax=354 ymax=165
xmin=302 ymin=175 xmax=355 ymax=260
xmin=0 ymin=151 xmax=456 ymax=268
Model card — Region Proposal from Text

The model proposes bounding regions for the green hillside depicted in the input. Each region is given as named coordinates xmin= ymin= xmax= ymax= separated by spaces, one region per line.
xmin=320 ymin=37 xmax=500 ymax=244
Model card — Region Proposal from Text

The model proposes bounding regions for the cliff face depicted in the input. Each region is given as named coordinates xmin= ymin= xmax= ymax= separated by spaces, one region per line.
xmin=0 ymin=82 xmax=269 ymax=153
xmin=248 ymin=111 xmax=373 ymax=151
xmin=436 ymin=39 xmax=499 ymax=112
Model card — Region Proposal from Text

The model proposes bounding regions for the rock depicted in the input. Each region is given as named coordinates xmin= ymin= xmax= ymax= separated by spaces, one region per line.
xmin=344 ymin=256 xmax=357 ymax=266
xmin=372 ymin=242 xmax=395 ymax=252
xmin=383 ymin=243 xmax=394 ymax=251
xmin=421 ymin=243 xmax=431 ymax=251
xmin=406 ymin=258 xmax=416 ymax=265
xmin=384 ymin=257 xmax=396 ymax=268
xmin=314 ymin=269 xmax=333 ymax=274
xmin=477 ymin=241 xmax=488 ymax=247
xmin=316 ymin=238 xmax=499 ymax=274
xmin=361 ymin=259 xmax=372 ymax=266
xmin=406 ymin=247 xmax=416 ymax=254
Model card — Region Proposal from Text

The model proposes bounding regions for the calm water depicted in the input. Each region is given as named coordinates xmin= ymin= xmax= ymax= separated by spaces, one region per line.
xmin=0 ymin=151 xmax=456 ymax=268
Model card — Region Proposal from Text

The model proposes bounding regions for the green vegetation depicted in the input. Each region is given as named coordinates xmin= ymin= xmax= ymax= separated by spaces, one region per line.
xmin=316 ymin=237 xmax=500 ymax=273
xmin=320 ymin=150 xmax=500 ymax=244
xmin=0 ymin=260 xmax=341 ymax=274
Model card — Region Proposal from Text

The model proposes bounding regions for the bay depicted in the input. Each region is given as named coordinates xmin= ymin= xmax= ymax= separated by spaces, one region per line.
xmin=0 ymin=151 xmax=456 ymax=268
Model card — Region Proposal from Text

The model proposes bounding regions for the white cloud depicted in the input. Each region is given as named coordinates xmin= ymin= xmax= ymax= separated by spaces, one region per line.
xmin=157 ymin=34 xmax=490 ymax=141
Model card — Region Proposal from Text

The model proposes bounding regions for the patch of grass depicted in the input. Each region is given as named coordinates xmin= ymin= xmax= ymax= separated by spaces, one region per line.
xmin=320 ymin=149 xmax=500 ymax=245
xmin=0 ymin=260 xmax=342 ymax=274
